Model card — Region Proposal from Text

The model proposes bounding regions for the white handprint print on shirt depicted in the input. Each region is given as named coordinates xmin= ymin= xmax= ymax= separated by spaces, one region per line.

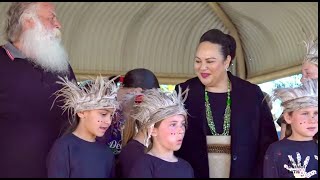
xmin=284 ymin=152 xmax=317 ymax=178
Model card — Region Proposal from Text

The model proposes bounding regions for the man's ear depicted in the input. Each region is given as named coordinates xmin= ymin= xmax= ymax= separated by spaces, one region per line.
xmin=283 ymin=112 xmax=292 ymax=124
xmin=22 ymin=14 xmax=35 ymax=30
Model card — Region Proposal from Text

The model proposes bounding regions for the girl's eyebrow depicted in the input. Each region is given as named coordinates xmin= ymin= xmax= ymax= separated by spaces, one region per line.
xmin=169 ymin=120 xmax=178 ymax=123
xmin=169 ymin=120 xmax=186 ymax=124
xmin=99 ymin=109 xmax=112 ymax=113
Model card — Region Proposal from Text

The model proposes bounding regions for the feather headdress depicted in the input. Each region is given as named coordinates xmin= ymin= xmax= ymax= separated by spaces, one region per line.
xmin=303 ymin=38 xmax=318 ymax=66
xmin=271 ymin=79 xmax=318 ymax=115
xmin=128 ymin=86 xmax=189 ymax=146
xmin=54 ymin=76 xmax=119 ymax=120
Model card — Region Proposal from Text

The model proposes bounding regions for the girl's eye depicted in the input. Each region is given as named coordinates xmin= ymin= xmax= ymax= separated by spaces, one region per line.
xmin=170 ymin=123 xmax=176 ymax=127
xmin=102 ymin=112 xmax=110 ymax=116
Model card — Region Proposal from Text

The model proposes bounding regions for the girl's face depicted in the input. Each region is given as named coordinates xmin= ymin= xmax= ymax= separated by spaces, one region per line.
xmin=152 ymin=114 xmax=186 ymax=152
xmin=78 ymin=108 xmax=114 ymax=138
xmin=301 ymin=62 xmax=318 ymax=83
xmin=284 ymin=106 xmax=318 ymax=141
xmin=194 ymin=41 xmax=231 ymax=87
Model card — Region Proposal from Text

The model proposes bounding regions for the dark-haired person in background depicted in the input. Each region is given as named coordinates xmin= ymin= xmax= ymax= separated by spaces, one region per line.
xmin=96 ymin=68 xmax=159 ymax=178
xmin=174 ymin=29 xmax=278 ymax=178
xmin=97 ymin=68 xmax=159 ymax=156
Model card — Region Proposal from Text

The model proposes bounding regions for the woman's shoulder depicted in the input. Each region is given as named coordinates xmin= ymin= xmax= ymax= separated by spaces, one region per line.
xmin=229 ymin=73 xmax=258 ymax=89
xmin=175 ymin=77 xmax=205 ymax=97
xmin=176 ymin=77 xmax=201 ymax=89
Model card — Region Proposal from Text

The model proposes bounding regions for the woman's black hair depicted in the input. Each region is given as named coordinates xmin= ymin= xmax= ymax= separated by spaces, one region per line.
xmin=122 ymin=68 xmax=160 ymax=89
xmin=199 ymin=29 xmax=237 ymax=61
xmin=121 ymin=68 xmax=160 ymax=147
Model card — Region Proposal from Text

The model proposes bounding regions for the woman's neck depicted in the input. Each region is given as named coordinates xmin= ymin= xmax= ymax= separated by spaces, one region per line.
xmin=73 ymin=123 xmax=96 ymax=142
xmin=205 ymin=73 xmax=230 ymax=93
xmin=148 ymin=144 xmax=177 ymax=162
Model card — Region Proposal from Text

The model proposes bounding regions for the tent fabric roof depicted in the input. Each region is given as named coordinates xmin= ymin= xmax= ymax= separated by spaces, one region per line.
xmin=0 ymin=2 xmax=317 ymax=84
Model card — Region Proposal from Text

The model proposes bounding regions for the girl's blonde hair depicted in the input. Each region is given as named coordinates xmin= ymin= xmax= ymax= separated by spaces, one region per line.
xmin=121 ymin=116 xmax=142 ymax=147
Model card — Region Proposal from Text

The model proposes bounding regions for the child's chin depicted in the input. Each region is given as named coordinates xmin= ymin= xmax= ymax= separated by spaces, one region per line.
xmin=173 ymin=146 xmax=182 ymax=151
xmin=95 ymin=133 xmax=105 ymax=137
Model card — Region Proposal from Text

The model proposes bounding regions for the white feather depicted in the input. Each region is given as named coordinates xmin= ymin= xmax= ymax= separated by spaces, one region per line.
xmin=271 ymin=79 xmax=318 ymax=114
xmin=53 ymin=76 xmax=119 ymax=123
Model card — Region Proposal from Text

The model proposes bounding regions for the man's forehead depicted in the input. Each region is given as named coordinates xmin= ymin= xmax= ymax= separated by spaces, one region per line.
xmin=38 ymin=2 xmax=56 ymax=14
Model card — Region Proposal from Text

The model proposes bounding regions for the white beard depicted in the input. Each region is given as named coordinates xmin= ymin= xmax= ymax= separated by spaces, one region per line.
xmin=19 ymin=18 xmax=69 ymax=74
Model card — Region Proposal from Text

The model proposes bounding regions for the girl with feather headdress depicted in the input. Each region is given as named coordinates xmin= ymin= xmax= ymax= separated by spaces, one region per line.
xmin=125 ymin=88 xmax=194 ymax=178
xmin=264 ymin=79 xmax=318 ymax=178
xmin=47 ymin=76 xmax=119 ymax=178
xmin=278 ymin=38 xmax=318 ymax=140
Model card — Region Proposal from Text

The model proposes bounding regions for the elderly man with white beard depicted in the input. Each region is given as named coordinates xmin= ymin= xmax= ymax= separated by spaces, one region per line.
xmin=0 ymin=2 xmax=76 ymax=178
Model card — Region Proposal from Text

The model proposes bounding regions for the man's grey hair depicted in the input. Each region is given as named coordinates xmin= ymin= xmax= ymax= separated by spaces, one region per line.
xmin=5 ymin=2 xmax=39 ymax=42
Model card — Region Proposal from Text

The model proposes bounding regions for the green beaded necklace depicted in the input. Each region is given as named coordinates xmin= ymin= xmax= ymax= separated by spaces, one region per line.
xmin=204 ymin=79 xmax=231 ymax=136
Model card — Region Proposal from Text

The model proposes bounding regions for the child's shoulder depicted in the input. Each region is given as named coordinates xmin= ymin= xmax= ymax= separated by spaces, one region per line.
xmin=135 ymin=153 xmax=160 ymax=165
xmin=48 ymin=134 xmax=76 ymax=154
xmin=128 ymin=153 xmax=153 ymax=170
xmin=53 ymin=133 xmax=75 ymax=145
xmin=139 ymin=153 xmax=153 ymax=161
xmin=270 ymin=138 xmax=287 ymax=146
xmin=177 ymin=157 xmax=193 ymax=168
xmin=99 ymin=142 xmax=114 ymax=155
xmin=265 ymin=139 xmax=290 ymax=154
xmin=60 ymin=133 xmax=75 ymax=139
xmin=267 ymin=138 xmax=318 ymax=154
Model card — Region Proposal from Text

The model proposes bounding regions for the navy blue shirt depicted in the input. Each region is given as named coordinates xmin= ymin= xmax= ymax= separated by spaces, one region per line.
xmin=264 ymin=138 xmax=318 ymax=178
xmin=128 ymin=153 xmax=194 ymax=178
xmin=117 ymin=139 xmax=145 ymax=178
xmin=0 ymin=44 xmax=76 ymax=178
xmin=47 ymin=133 xmax=115 ymax=178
